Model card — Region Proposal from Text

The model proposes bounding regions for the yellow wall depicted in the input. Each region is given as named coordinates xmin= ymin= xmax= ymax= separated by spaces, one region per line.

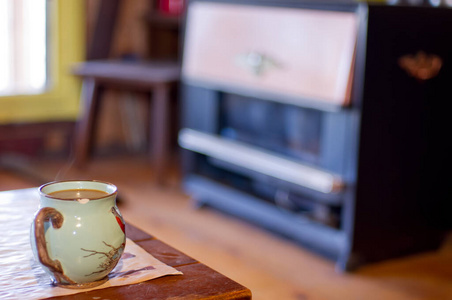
xmin=0 ymin=0 xmax=85 ymax=124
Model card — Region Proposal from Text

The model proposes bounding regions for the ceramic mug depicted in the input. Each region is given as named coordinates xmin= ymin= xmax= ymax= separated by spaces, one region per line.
xmin=30 ymin=180 xmax=126 ymax=289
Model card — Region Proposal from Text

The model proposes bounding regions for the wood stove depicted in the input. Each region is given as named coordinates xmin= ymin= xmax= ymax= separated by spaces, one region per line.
xmin=178 ymin=0 xmax=451 ymax=271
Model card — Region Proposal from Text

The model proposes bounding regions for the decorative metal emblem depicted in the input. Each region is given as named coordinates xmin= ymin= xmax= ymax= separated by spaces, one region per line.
xmin=235 ymin=51 xmax=281 ymax=76
xmin=398 ymin=51 xmax=443 ymax=80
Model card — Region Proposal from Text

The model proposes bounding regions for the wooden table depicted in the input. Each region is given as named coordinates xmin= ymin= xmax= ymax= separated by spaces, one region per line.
xmin=0 ymin=188 xmax=252 ymax=300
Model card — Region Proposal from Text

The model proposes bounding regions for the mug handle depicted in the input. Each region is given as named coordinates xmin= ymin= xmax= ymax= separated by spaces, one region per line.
xmin=34 ymin=207 xmax=75 ymax=284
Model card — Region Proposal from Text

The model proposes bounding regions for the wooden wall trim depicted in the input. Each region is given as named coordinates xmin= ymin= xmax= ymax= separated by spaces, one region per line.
xmin=0 ymin=121 xmax=75 ymax=157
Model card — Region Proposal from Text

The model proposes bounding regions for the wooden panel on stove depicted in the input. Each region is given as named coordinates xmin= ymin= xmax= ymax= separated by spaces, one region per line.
xmin=182 ymin=2 xmax=358 ymax=107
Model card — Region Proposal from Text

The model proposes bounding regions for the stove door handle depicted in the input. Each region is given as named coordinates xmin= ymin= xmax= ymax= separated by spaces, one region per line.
xmin=179 ymin=128 xmax=344 ymax=194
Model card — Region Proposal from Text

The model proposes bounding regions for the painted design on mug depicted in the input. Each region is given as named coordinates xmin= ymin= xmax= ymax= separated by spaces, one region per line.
xmin=81 ymin=241 xmax=125 ymax=276
xmin=111 ymin=207 xmax=126 ymax=234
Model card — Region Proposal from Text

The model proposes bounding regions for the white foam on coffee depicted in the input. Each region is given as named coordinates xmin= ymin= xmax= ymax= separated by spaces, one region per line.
xmin=77 ymin=198 xmax=90 ymax=204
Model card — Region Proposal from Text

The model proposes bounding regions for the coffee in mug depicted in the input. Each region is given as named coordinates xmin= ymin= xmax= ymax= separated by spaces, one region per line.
xmin=48 ymin=189 xmax=109 ymax=200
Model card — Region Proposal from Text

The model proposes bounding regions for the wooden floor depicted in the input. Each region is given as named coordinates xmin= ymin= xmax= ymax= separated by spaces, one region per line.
xmin=1 ymin=153 xmax=451 ymax=300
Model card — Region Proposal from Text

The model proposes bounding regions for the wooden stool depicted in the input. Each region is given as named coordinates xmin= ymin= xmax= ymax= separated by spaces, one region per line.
xmin=72 ymin=60 xmax=180 ymax=184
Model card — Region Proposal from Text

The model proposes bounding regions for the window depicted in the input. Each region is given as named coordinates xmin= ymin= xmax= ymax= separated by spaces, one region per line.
xmin=0 ymin=0 xmax=85 ymax=125
xmin=0 ymin=0 xmax=48 ymax=96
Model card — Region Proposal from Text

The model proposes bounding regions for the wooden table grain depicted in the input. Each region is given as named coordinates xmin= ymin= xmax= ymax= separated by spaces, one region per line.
xmin=0 ymin=188 xmax=252 ymax=300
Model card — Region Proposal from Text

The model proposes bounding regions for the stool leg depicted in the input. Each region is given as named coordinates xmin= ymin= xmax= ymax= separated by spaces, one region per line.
xmin=74 ymin=78 xmax=102 ymax=167
xmin=150 ymin=84 xmax=170 ymax=185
